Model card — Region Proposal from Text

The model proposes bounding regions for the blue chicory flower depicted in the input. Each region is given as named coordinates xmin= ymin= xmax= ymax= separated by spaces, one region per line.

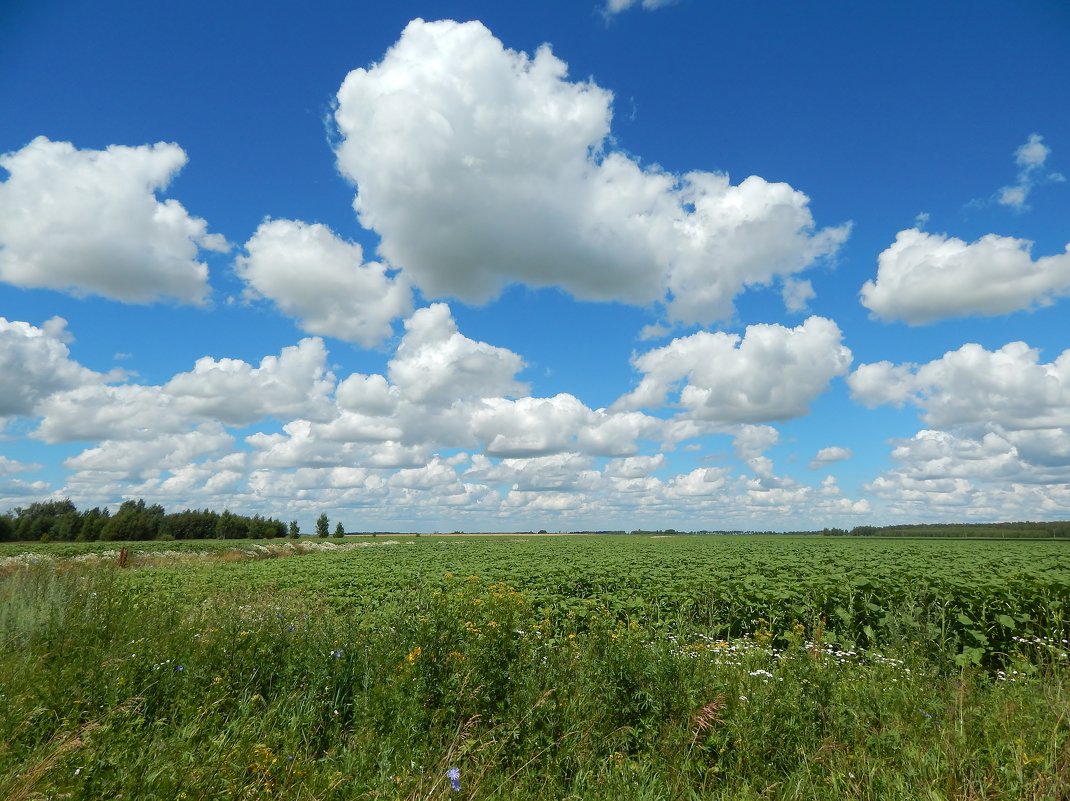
xmin=447 ymin=767 xmax=461 ymax=792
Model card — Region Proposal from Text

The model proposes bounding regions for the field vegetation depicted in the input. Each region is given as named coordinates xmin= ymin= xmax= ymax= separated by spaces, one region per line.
xmin=1 ymin=534 xmax=1068 ymax=799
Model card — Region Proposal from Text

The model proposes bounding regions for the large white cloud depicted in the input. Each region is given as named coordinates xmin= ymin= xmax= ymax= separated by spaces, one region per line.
xmin=470 ymin=395 xmax=590 ymax=458
xmin=467 ymin=395 xmax=658 ymax=458
xmin=467 ymin=452 xmax=600 ymax=494
xmin=0 ymin=137 xmax=226 ymax=304
xmin=236 ymin=219 xmax=411 ymax=347
xmin=852 ymin=340 xmax=1070 ymax=517
xmin=849 ymin=341 xmax=1070 ymax=430
xmin=387 ymin=303 xmax=527 ymax=405
xmin=616 ymin=316 xmax=851 ymax=422
xmin=860 ymin=229 xmax=1070 ymax=324
xmin=35 ymin=384 xmax=176 ymax=444
xmin=333 ymin=19 xmax=847 ymax=324
xmin=164 ymin=337 xmax=336 ymax=425
xmin=9 ymin=307 xmax=885 ymax=529
xmin=0 ymin=317 xmax=105 ymax=417
xmin=64 ymin=425 xmax=234 ymax=480
xmin=864 ymin=428 xmax=1070 ymax=519
xmin=35 ymin=338 xmax=338 ymax=442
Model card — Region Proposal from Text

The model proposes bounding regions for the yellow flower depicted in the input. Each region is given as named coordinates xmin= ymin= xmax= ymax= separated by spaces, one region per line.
xmin=405 ymin=646 xmax=422 ymax=664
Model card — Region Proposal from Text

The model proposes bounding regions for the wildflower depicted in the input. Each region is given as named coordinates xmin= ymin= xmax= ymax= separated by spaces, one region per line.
xmin=331 ymin=648 xmax=344 ymax=659
xmin=447 ymin=767 xmax=461 ymax=792
xmin=405 ymin=646 xmax=422 ymax=664
xmin=175 ymin=664 xmax=185 ymax=673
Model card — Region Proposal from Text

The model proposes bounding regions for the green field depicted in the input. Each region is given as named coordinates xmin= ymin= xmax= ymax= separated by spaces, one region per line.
xmin=2 ymin=535 xmax=1069 ymax=799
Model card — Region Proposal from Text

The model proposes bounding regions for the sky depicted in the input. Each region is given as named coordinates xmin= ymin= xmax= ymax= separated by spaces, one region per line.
xmin=1 ymin=0 xmax=1069 ymax=532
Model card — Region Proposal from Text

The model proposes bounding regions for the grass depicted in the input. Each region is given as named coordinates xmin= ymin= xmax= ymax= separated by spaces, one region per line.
xmin=1 ymin=557 xmax=1069 ymax=799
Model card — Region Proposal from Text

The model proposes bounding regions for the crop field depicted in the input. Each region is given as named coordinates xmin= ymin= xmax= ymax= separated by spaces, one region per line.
xmin=2 ymin=534 xmax=1069 ymax=799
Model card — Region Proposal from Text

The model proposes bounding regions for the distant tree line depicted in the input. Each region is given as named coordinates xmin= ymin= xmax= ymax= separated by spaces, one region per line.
xmin=623 ymin=523 xmax=1070 ymax=539
xmin=841 ymin=521 xmax=1070 ymax=539
xmin=0 ymin=499 xmax=289 ymax=543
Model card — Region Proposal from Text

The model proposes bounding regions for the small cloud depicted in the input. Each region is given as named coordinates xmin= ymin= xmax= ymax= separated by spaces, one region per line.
xmin=0 ymin=455 xmax=42 ymax=475
xmin=997 ymin=133 xmax=1061 ymax=212
xmin=638 ymin=323 xmax=671 ymax=341
xmin=914 ymin=211 xmax=930 ymax=229
xmin=1015 ymin=133 xmax=1050 ymax=169
xmin=809 ymin=446 xmax=851 ymax=470
xmin=998 ymin=185 xmax=1027 ymax=210
xmin=604 ymin=0 xmax=678 ymax=16
xmin=781 ymin=278 xmax=815 ymax=313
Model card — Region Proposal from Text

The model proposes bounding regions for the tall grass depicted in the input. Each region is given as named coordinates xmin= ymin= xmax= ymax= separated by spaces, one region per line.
xmin=1 ymin=563 xmax=1068 ymax=800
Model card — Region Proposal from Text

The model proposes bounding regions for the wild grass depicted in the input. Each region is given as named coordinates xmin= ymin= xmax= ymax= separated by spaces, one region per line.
xmin=1 ymin=562 xmax=1068 ymax=800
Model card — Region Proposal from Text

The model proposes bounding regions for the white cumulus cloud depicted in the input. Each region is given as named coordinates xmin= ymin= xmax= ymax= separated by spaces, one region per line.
xmin=35 ymin=339 xmax=337 ymax=442
xmin=809 ymin=446 xmax=852 ymax=470
xmin=333 ymin=19 xmax=847 ymax=324
xmin=236 ymin=219 xmax=411 ymax=347
xmin=164 ymin=337 xmax=336 ymax=425
xmin=0 ymin=317 xmax=106 ymax=417
xmin=616 ymin=316 xmax=852 ymax=423
xmin=849 ymin=341 xmax=1070 ymax=430
xmin=64 ymin=425 xmax=234 ymax=480
xmin=860 ymin=229 xmax=1070 ymax=324
xmin=0 ymin=137 xmax=226 ymax=304
xmin=387 ymin=303 xmax=527 ymax=406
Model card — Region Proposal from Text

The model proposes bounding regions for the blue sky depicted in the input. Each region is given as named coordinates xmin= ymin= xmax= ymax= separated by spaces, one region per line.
xmin=2 ymin=0 xmax=1069 ymax=531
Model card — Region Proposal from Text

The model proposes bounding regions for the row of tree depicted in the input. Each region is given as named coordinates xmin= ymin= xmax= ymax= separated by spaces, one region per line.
xmin=843 ymin=521 xmax=1070 ymax=539
xmin=0 ymin=499 xmax=296 ymax=543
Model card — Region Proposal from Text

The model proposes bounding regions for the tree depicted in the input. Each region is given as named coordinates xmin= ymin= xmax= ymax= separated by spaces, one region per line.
xmin=79 ymin=507 xmax=110 ymax=541
xmin=316 ymin=513 xmax=329 ymax=538
xmin=333 ymin=521 xmax=345 ymax=538
xmin=102 ymin=500 xmax=164 ymax=541
xmin=215 ymin=510 xmax=248 ymax=540
xmin=288 ymin=520 xmax=300 ymax=539
xmin=13 ymin=499 xmax=77 ymax=541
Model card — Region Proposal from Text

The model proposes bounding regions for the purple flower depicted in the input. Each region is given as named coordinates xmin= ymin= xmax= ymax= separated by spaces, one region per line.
xmin=332 ymin=648 xmax=344 ymax=659
xmin=447 ymin=767 xmax=461 ymax=792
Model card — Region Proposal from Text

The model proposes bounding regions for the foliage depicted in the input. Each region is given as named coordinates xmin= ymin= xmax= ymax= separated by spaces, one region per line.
xmin=1 ymin=555 xmax=1068 ymax=800
xmin=849 ymin=520 xmax=1070 ymax=538
xmin=316 ymin=513 xmax=329 ymax=539
xmin=3 ymin=499 xmax=288 ymax=543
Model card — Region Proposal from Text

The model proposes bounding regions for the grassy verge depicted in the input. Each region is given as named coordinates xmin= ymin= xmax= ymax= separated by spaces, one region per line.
xmin=1 ymin=564 xmax=1068 ymax=800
